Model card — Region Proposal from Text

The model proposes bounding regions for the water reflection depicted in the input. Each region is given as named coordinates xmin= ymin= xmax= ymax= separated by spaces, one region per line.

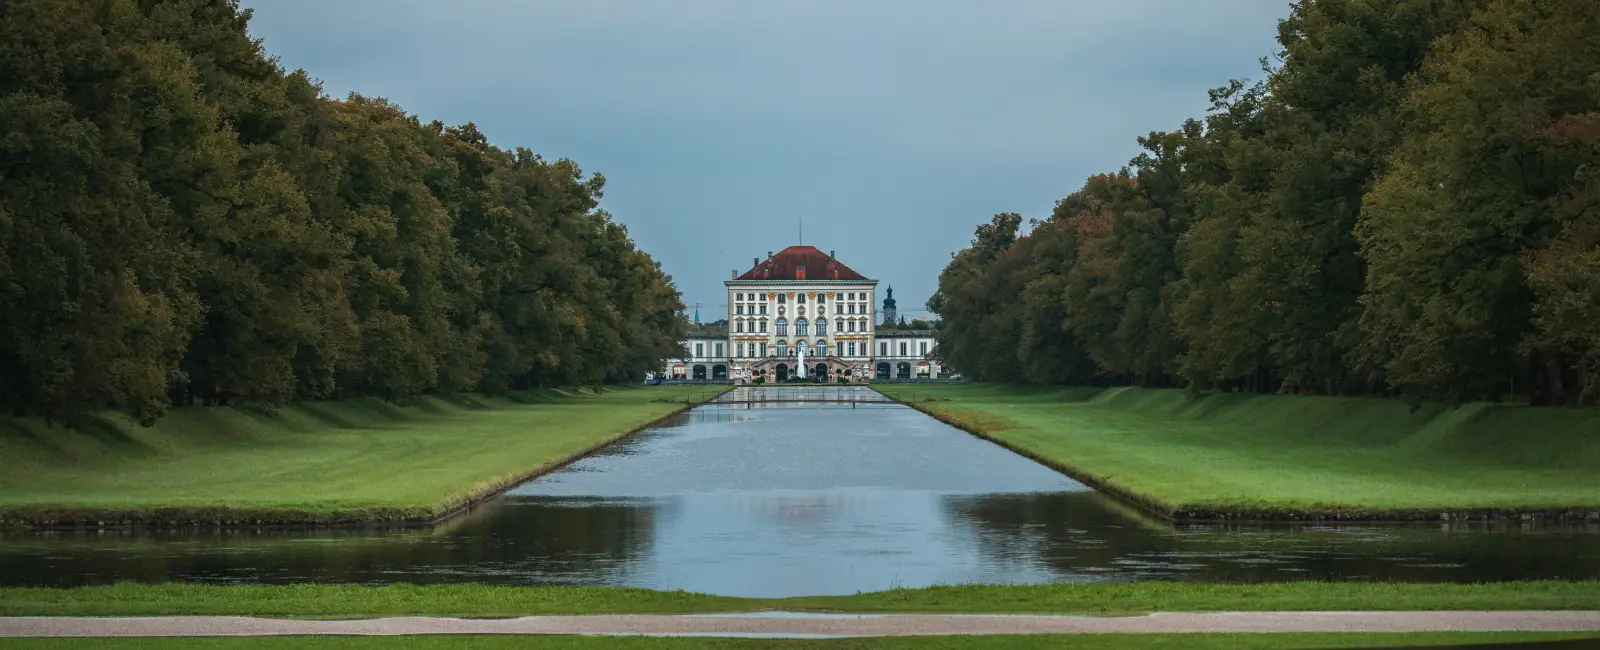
xmin=2 ymin=397 xmax=1597 ymax=596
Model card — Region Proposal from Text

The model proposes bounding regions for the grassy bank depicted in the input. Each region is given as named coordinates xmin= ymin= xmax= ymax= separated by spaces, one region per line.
xmin=4 ymin=633 xmax=1600 ymax=650
xmin=0 ymin=386 xmax=724 ymax=528
xmin=871 ymin=384 xmax=1600 ymax=520
xmin=2 ymin=582 xmax=1596 ymax=617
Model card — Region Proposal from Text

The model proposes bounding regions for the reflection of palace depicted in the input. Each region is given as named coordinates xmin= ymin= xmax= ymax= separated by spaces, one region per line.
xmin=662 ymin=246 xmax=944 ymax=382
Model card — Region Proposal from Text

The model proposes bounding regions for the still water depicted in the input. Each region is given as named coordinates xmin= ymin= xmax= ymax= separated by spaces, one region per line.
xmin=3 ymin=387 xmax=1597 ymax=597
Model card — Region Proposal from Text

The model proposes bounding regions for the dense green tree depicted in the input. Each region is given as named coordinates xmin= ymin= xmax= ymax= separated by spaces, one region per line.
xmin=0 ymin=0 xmax=686 ymax=424
xmin=929 ymin=0 xmax=1600 ymax=405
xmin=1358 ymin=0 xmax=1600 ymax=403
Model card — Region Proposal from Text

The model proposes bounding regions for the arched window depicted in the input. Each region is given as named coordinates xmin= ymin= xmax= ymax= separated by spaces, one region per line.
xmin=816 ymin=319 xmax=828 ymax=336
xmin=817 ymin=339 xmax=828 ymax=356
xmin=776 ymin=340 xmax=788 ymax=356
xmin=776 ymin=317 xmax=788 ymax=336
xmin=796 ymin=318 xmax=808 ymax=336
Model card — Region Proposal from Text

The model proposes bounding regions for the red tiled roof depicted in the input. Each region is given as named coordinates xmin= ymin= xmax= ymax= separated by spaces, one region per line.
xmin=734 ymin=246 xmax=869 ymax=282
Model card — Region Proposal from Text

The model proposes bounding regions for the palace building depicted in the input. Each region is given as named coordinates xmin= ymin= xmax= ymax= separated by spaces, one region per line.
xmin=726 ymin=246 xmax=877 ymax=382
xmin=660 ymin=245 xmax=943 ymax=383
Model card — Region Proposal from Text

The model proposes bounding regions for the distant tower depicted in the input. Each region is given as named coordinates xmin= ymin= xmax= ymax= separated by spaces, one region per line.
xmin=694 ymin=306 xmax=700 ymax=324
xmin=882 ymin=285 xmax=898 ymax=326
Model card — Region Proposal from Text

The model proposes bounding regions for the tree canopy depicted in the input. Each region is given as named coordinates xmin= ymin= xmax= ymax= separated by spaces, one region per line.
xmin=929 ymin=0 xmax=1600 ymax=405
xmin=0 ymin=0 xmax=687 ymax=425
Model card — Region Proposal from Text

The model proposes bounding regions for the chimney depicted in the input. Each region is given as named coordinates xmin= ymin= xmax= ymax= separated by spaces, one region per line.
xmin=732 ymin=270 xmax=737 ymax=279
xmin=753 ymin=257 xmax=759 ymax=268
xmin=767 ymin=251 xmax=773 ymax=259
xmin=829 ymin=250 xmax=835 ymax=259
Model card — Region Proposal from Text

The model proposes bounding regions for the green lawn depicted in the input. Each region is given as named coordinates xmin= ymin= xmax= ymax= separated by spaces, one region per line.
xmin=0 ymin=386 xmax=725 ymax=526
xmin=871 ymin=384 xmax=1600 ymax=518
xmin=2 ymin=582 xmax=1596 ymax=617
xmin=4 ymin=633 xmax=1600 ymax=650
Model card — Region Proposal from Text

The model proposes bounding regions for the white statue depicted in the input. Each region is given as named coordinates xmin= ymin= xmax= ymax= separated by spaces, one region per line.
xmin=796 ymin=342 xmax=807 ymax=379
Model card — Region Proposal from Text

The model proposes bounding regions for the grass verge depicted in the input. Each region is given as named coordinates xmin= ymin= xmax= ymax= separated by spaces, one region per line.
xmin=4 ymin=633 xmax=1600 ymax=649
xmin=0 ymin=385 xmax=726 ymax=528
xmin=0 ymin=582 xmax=1596 ymax=617
xmin=871 ymin=384 xmax=1600 ymax=521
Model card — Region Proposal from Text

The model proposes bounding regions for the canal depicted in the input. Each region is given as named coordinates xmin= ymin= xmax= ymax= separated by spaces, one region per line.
xmin=2 ymin=386 xmax=1597 ymax=597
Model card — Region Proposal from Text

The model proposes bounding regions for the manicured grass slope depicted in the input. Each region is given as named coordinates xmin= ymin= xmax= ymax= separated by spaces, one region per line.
xmin=0 ymin=386 xmax=723 ymax=525
xmin=2 ymin=582 xmax=1595 ymax=617
xmin=4 ymin=633 xmax=1599 ymax=650
xmin=873 ymin=384 xmax=1600 ymax=517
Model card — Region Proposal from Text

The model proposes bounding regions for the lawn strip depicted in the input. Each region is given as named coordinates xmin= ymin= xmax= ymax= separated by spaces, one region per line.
xmin=1 ymin=582 xmax=1596 ymax=618
xmin=2 ymin=633 xmax=1600 ymax=649
xmin=872 ymin=384 xmax=1600 ymax=521
xmin=0 ymin=386 xmax=727 ymax=529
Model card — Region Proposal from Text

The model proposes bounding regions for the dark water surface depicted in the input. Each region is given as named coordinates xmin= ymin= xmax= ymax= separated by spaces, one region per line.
xmin=3 ymin=387 xmax=1597 ymax=597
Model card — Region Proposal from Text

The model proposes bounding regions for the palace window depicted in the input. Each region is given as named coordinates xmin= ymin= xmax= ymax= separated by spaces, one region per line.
xmin=835 ymin=319 xmax=843 ymax=334
xmin=817 ymin=295 xmax=826 ymax=304
xmin=880 ymin=342 xmax=889 ymax=356
xmin=695 ymin=343 xmax=704 ymax=358
xmin=760 ymin=304 xmax=768 ymax=315
xmin=778 ymin=294 xmax=787 ymax=304
xmin=736 ymin=320 xmax=744 ymax=333
xmin=759 ymin=342 xmax=768 ymax=357
xmin=776 ymin=341 xmax=788 ymax=356
xmin=759 ymin=320 xmax=767 ymax=333
xmin=776 ymin=318 xmax=788 ymax=335
xmin=847 ymin=320 xmax=855 ymax=332
xmin=796 ymin=318 xmax=808 ymax=336
xmin=847 ymin=304 xmax=855 ymax=314
xmin=736 ymin=293 xmax=742 ymax=301
xmin=736 ymin=305 xmax=744 ymax=315
xmin=817 ymin=340 xmax=828 ymax=356
xmin=900 ymin=342 xmax=908 ymax=356
xmin=797 ymin=294 xmax=806 ymax=304
xmin=920 ymin=341 xmax=928 ymax=356
xmin=848 ymin=342 xmax=856 ymax=356
xmin=816 ymin=319 xmax=827 ymax=335
xmin=716 ymin=343 xmax=724 ymax=357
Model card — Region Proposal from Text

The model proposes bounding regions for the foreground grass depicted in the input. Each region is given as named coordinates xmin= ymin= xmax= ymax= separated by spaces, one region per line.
xmin=0 ymin=386 xmax=724 ymax=526
xmin=5 ymin=633 xmax=1600 ymax=650
xmin=872 ymin=384 xmax=1600 ymax=518
xmin=2 ymin=582 xmax=1597 ymax=617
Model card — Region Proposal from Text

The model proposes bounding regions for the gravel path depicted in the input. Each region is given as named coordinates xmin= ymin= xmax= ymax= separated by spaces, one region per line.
xmin=3 ymin=611 xmax=1599 ymax=638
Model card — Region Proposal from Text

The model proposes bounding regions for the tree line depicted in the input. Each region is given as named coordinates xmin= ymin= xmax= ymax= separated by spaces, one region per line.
xmin=0 ymin=0 xmax=688 ymax=425
xmin=930 ymin=0 xmax=1600 ymax=405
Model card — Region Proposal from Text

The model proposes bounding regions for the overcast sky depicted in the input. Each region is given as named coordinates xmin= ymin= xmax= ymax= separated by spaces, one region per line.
xmin=238 ymin=0 xmax=1291 ymax=320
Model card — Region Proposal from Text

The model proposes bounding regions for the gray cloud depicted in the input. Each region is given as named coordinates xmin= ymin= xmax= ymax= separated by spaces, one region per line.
xmin=241 ymin=0 xmax=1290 ymax=318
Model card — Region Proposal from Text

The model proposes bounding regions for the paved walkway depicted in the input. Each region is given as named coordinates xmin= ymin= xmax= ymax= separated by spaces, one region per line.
xmin=3 ymin=611 xmax=1599 ymax=638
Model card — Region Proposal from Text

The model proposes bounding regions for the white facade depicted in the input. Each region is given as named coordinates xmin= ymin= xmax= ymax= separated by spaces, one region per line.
xmin=725 ymin=283 xmax=876 ymax=372
xmin=871 ymin=331 xmax=942 ymax=379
